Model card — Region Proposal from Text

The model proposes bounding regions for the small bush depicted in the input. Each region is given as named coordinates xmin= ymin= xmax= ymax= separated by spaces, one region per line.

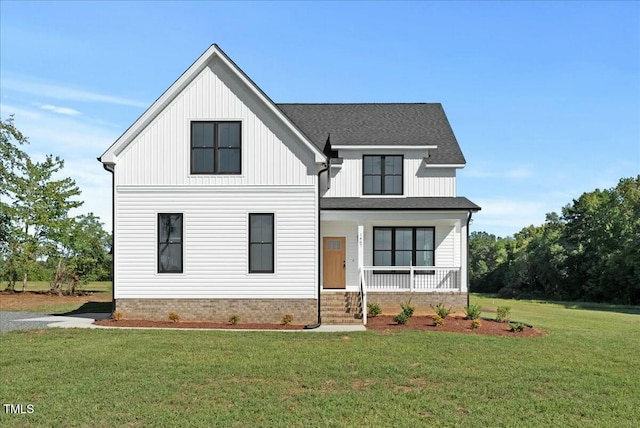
xmin=464 ymin=304 xmax=482 ymax=320
xmin=509 ymin=322 xmax=526 ymax=332
xmin=281 ymin=314 xmax=294 ymax=325
xmin=111 ymin=311 xmax=123 ymax=321
xmin=168 ymin=312 xmax=180 ymax=323
xmin=393 ymin=312 xmax=410 ymax=325
xmin=496 ymin=306 xmax=511 ymax=323
xmin=400 ymin=300 xmax=415 ymax=318
xmin=433 ymin=314 xmax=445 ymax=327
xmin=470 ymin=319 xmax=481 ymax=329
xmin=431 ymin=303 xmax=451 ymax=319
xmin=367 ymin=303 xmax=382 ymax=317
xmin=228 ymin=314 xmax=240 ymax=325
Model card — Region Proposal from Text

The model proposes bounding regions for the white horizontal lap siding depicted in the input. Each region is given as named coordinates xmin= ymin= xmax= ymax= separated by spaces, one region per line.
xmin=325 ymin=151 xmax=456 ymax=197
xmin=114 ymin=186 xmax=317 ymax=299
xmin=115 ymin=58 xmax=315 ymax=187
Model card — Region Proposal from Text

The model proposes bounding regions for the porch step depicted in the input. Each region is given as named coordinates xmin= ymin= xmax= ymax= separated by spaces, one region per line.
xmin=321 ymin=292 xmax=363 ymax=325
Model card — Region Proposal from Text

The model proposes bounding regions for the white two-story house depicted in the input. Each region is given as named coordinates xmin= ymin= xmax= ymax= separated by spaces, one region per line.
xmin=99 ymin=45 xmax=480 ymax=326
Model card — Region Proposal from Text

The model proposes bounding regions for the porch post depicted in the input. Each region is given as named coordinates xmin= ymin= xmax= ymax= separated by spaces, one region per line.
xmin=460 ymin=218 xmax=468 ymax=293
xmin=357 ymin=223 xmax=364 ymax=269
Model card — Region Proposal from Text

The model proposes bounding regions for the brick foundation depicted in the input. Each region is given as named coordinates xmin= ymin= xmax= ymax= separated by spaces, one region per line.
xmin=367 ymin=292 xmax=467 ymax=316
xmin=116 ymin=298 xmax=318 ymax=325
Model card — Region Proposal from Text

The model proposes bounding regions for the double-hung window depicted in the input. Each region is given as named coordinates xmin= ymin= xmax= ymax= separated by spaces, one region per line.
xmin=373 ymin=227 xmax=434 ymax=271
xmin=249 ymin=213 xmax=274 ymax=273
xmin=158 ymin=213 xmax=183 ymax=273
xmin=363 ymin=155 xmax=403 ymax=195
xmin=191 ymin=121 xmax=241 ymax=174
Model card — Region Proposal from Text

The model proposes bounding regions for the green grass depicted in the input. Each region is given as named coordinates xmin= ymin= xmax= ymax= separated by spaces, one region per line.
xmin=1 ymin=295 xmax=639 ymax=427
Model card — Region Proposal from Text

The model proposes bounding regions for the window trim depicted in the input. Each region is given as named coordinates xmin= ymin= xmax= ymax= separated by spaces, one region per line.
xmin=248 ymin=213 xmax=275 ymax=274
xmin=190 ymin=121 xmax=242 ymax=175
xmin=373 ymin=226 xmax=435 ymax=274
xmin=157 ymin=213 xmax=184 ymax=274
xmin=362 ymin=155 xmax=403 ymax=195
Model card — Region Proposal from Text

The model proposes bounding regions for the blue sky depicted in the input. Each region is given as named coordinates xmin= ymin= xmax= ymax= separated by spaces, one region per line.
xmin=1 ymin=1 xmax=638 ymax=237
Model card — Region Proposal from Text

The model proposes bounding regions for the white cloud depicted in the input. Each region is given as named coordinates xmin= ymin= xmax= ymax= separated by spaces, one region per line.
xmin=2 ymin=74 xmax=148 ymax=108
xmin=1 ymin=103 xmax=118 ymax=153
xmin=34 ymin=102 xmax=81 ymax=116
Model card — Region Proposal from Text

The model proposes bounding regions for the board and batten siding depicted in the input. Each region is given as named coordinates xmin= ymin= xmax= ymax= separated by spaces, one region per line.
xmin=324 ymin=150 xmax=456 ymax=198
xmin=114 ymin=58 xmax=316 ymax=187
xmin=114 ymin=186 xmax=317 ymax=299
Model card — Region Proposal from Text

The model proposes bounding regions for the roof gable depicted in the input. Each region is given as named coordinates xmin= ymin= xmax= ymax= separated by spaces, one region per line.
xmin=100 ymin=45 xmax=326 ymax=164
xmin=277 ymin=103 xmax=466 ymax=165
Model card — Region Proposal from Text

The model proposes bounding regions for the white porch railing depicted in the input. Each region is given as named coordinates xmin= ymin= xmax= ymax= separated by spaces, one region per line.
xmin=359 ymin=267 xmax=367 ymax=325
xmin=362 ymin=266 xmax=461 ymax=292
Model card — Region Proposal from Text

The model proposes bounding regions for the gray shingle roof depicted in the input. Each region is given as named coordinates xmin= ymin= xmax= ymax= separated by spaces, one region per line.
xmin=321 ymin=197 xmax=480 ymax=211
xmin=277 ymin=103 xmax=466 ymax=165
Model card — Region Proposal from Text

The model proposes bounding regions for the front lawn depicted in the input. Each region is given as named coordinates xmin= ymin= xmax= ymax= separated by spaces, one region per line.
xmin=1 ymin=295 xmax=638 ymax=427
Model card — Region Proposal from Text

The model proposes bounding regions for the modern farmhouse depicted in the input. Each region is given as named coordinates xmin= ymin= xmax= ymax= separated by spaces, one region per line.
xmin=99 ymin=44 xmax=480 ymax=326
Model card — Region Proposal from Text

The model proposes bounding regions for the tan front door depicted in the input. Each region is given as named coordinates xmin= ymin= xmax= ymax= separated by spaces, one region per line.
xmin=323 ymin=237 xmax=346 ymax=289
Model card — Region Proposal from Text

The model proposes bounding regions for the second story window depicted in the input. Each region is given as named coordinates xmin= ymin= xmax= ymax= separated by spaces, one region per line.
xmin=191 ymin=121 xmax=241 ymax=174
xmin=363 ymin=155 xmax=403 ymax=195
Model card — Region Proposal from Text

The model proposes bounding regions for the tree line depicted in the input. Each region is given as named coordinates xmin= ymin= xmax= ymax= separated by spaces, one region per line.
xmin=470 ymin=176 xmax=640 ymax=305
xmin=1 ymin=116 xmax=111 ymax=294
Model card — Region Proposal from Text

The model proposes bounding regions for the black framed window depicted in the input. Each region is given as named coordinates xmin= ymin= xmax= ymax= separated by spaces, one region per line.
xmin=363 ymin=155 xmax=403 ymax=195
xmin=191 ymin=121 xmax=241 ymax=174
xmin=373 ymin=227 xmax=434 ymax=270
xmin=158 ymin=213 xmax=183 ymax=273
xmin=249 ymin=213 xmax=274 ymax=273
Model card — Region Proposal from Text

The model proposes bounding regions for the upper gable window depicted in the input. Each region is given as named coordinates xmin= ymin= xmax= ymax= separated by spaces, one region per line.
xmin=191 ymin=121 xmax=241 ymax=174
xmin=363 ymin=155 xmax=403 ymax=195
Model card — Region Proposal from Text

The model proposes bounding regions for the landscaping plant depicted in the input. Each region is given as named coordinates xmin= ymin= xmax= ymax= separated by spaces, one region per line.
xmin=464 ymin=303 xmax=482 ymax=320
xmin=431 ymin=303 xmax=451 ymax=319
xmin=496 ymin=306 xmax=511 ymax=322
xmin=367 ymin=303 xmax=382 ymax=317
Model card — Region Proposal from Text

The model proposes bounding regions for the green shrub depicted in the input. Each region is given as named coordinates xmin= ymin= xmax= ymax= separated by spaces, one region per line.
xmin=228 ymin=315 xmax=240 ymax=325
xmin=431 ymin=303 xmax=451 ymax=319
xmin=496 ymin=306 xmax=511 ymax=323
xmin=393 ymin=312 xmax=410 ymax=325
xmin=470 ymin=319 xmax=481 ymax=329
xmin=464 ymin=304 xmax=482 ymax=320
xmin=281 ymin=314 xmax=294 ymax=325
xmin=367 ymin=303 xmax=382 ymax=317
xmin=509 ymin=322 xmax=526 ymax=332
xmin=400 ymin=299 xmax=415 ymax=317
xmin=433 ymin=314 xmax=444 ymax=327
xmin=168 ymin=312 xmax=180 ymax=323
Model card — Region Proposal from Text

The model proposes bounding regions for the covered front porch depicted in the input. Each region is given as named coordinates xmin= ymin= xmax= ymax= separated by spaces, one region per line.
xmin=320 ymin=210 xmax=471 ymax=294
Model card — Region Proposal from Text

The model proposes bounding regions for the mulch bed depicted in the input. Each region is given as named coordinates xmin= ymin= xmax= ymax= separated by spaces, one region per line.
xmin=95 ymin=316 xmax=544 ymax=336
xmin=94 ymin=319 xmax=304 ymax=330
xmin=365 ymin=315 xmax=545 ymax=337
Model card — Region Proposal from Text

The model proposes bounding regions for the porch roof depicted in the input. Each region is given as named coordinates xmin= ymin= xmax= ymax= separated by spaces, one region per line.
xmin=320 ymin=197 xmax=481 ymax=211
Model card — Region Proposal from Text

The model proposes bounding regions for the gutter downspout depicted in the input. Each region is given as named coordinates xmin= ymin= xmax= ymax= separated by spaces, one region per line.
xmin=466 ymin=210 xmax=473 ymax=308
xmin=304 ymin=161 xmax=330 ymax=329
xmin=100 ymin=159 xmax=116 ymax=313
